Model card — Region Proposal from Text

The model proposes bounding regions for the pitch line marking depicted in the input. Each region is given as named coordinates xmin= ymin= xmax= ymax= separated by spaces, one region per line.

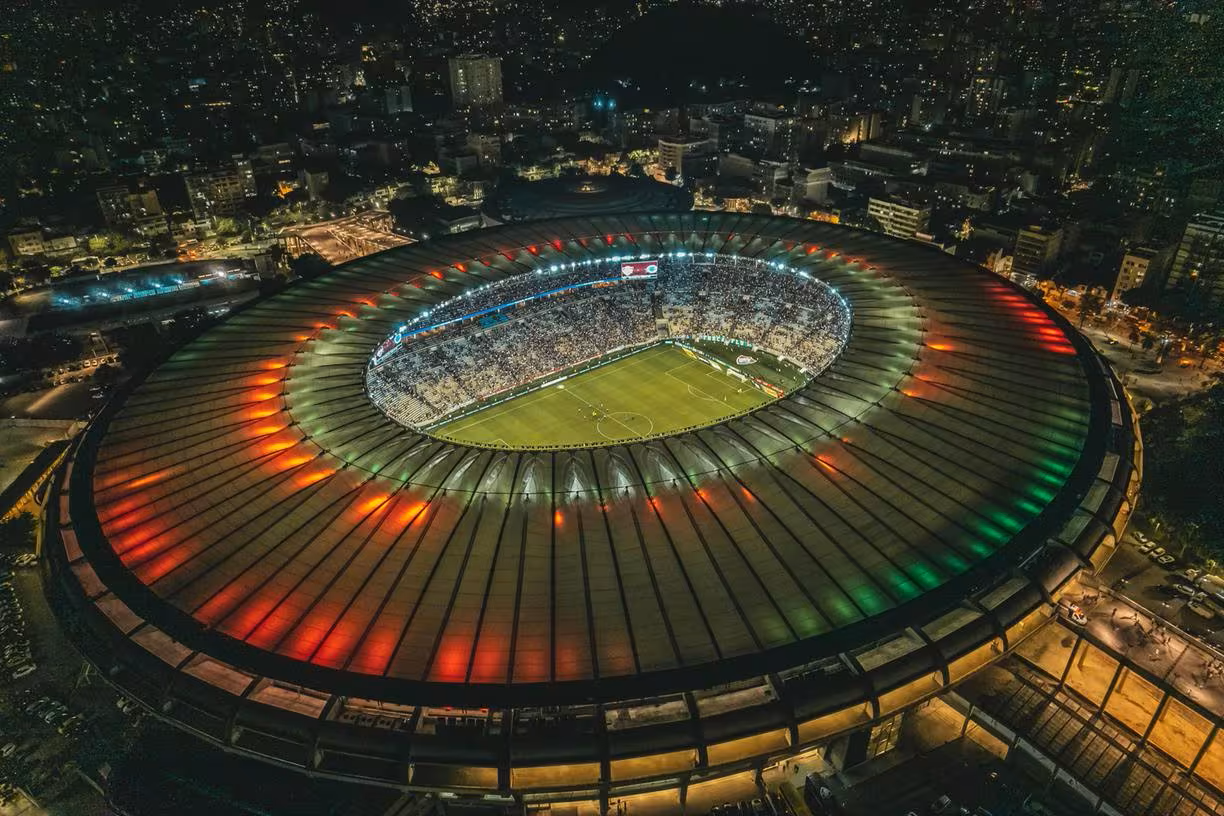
xmin=564 ymin=386 xmax=647 ymax=441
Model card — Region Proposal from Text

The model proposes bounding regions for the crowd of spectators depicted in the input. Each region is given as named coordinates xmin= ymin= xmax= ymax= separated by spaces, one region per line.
xmin=369 ymin=281 xmax=656 ymax=426
xmin=368 ymin=256 xmax=851 ymax=429
xmin=407 ymin=268 xmax=603 ymax=330
xmin=660 ymin=256 xmax=850 ymax=372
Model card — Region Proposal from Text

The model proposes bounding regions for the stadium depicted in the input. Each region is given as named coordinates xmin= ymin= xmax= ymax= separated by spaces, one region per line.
xmin=46 ymin=213 xmax=1140 ymax=812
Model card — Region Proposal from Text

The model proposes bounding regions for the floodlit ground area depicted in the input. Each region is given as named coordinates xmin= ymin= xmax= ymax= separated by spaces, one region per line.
xmin=432 ymin=343 xmax=777 ymax=448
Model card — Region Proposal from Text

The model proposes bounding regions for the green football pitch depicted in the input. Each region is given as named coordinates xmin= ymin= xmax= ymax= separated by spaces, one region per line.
xmin=430 ymin=343 xmax=774 ymax=448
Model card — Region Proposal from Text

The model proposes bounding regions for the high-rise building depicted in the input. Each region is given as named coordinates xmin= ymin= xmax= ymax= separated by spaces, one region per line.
xmin=867 ymin=195 xmax=931 ymax=240
xmin=448 ymin=55 xmax=502 ymax=109
xmin=466 ymin=133 xmax=502 ymax=168
xmin=1167 ymin=212 xmax=1224 ymax=308
xmin=1112 ymin=247 xmax=1165 ymax=300
xmin=383 ymin=84 xmax=413 ymax=115
xmin=185 ymin=156 xmax=257 ymax=221
xmin=1012 ymin=223 xmax=1064 ymax=278
xmin=743 ymin=106 xmax=797 ymax=160
xmin=966 ymin=75 xmax=1006 ymax=123
xmin=1103 ymin=66 xmax=1141 ymax=106
xmin=657 ymin=137 xmax=714 ymax=178
xmin=796 ymin=165 xmax=832 ymax=205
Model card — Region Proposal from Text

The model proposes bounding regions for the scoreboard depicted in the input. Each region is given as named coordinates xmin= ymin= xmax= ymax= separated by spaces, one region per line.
xmin=620 ymin=259 xmax=660 ymax=277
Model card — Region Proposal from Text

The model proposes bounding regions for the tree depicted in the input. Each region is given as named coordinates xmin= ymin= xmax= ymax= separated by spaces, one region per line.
xmin=213 ymin=216 xmax=241 ymax=237
xmin=1139 ymin=385 xmax=1224 ymax=562
xmin=1194 ymin=324 xmax=1223 ymax=368
xmin=289 ymin=252 xmax=332 ymax=280
xmin=1078 ymin=290 xmax=1104 ymax=328
xmin=92 ymin=362 xmax=120 ymax=386
xmin=0 ymin=334 xmax=83 ymax=375
xmin=0 ymin=513 xmax=35 ymax=550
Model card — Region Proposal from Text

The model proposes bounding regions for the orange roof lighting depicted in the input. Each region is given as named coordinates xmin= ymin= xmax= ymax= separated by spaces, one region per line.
xmin=296 ymin=470 xmax=332 ymax=487
xmin=358 ymin=495 xmax=390 ymax=514
xmin=400 ymin=502 xmax=427 ymax=525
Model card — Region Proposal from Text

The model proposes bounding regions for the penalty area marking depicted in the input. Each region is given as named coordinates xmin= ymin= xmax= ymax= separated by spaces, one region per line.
xmin=665 ymin=362 xmax=735 ymax=407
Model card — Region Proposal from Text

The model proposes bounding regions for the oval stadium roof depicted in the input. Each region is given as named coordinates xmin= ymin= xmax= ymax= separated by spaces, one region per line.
xmin=59 ymin=213 xmax=1127 ymax=711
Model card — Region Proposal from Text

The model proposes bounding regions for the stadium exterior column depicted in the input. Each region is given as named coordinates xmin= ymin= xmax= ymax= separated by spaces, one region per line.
xmin=596 ymin=702 xmax=612 ymax=814
xmin=498 ymin=711 xmax=512 ymax=792
xmin=967 ymin=597 xmax=1011 ymax=654
xmin=684 ymin=691 xmax=708 ymax=768
xmin=1053 ymin=632 xmax=1081 ymax=691
xmin=1094 ymin=650 xmax=1127 ymax=712
xmin=1189 ymin=722 xmax=1220 ymax=779
xmin=910 ymin=626 xmax=950 ymax=688
xmin=840 ymin=653 xmax=879 ymax=722
xmin=766 ymin=672 xmax=799 ymax=748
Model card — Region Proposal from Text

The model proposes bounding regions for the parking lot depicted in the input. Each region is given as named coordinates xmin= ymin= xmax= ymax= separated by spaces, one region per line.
xmin=0 ymin=546 xmax=121 ymax=814
xmin=1100 ymin=529 xmax=1224 ymax=650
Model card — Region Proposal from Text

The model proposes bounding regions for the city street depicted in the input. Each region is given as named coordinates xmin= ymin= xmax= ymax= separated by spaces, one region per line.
xmin=1077 ymin=323 xmax=1218 ymax=406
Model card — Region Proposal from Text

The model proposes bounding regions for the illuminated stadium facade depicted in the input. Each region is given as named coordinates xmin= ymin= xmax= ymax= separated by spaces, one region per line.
xmin=46 ymin=213 xmax=1140 ymax=809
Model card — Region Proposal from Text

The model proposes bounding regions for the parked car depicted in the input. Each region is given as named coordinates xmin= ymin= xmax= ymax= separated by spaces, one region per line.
xmin=1067 ymin=603 xmax=1089 ymax=626
xmin=1157 ymin=554 xmax=1176 ymax=566
xmin=11 ymin=664 xmax=35 ymax=680
xmin=1149 ymin=547 xmax=1166 ymax=559
xmin=1188 ymin=601 xmax=1216 ymax=620
xmin=1138 ymin=541 xmax=1156 ymax=554
xmin=1134 ymin=531 xmax=1150 ymax=544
